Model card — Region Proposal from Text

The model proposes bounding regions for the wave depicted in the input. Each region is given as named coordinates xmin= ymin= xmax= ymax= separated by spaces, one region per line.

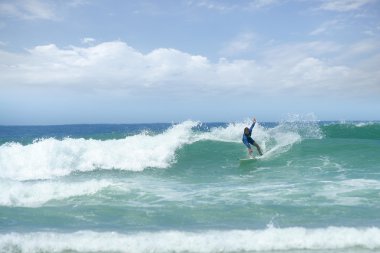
xmin=3 ymin=176 xmax=380 ymax=208
xmin=0 ymin=119 xmax=321 ymax=181
xmin=0 ymin=121 xmax=198 ymax=180
xmin=322 ymin=122 xmax=380 ymax=140
xmin=1 ymin=227 xmax=379 ymax=253
xmin=0 ymin=179 xmax=115 ymax=207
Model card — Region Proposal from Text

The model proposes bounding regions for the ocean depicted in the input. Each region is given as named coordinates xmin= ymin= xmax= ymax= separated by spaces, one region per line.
xmin=0 ymin=118 xmax=380 ymax=253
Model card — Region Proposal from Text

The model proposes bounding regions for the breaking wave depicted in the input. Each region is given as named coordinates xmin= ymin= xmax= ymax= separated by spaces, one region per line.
xmin=1 ymin=227 xmax=379 ymax=253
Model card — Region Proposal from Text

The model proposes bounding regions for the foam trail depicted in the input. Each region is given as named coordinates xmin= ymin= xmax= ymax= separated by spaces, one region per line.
xmin=257 ymin=114 xmax=322 ymax=159
xmin=1 ymin=227 xmax=379 ymax=253
xmin=198 ymin=120 xmax=305 ymax=159
xmin=259 ymin=125 xmax=301 ymax=159
xmin=0 ymin=121 xmax=198 ymax=180
xmin=316 ymin=179 xmax=380 ymax=206
xmin=0 ymin=179 xmax=115 ymax=207
xmin=192 ymin=116 xmax=320 ymax=159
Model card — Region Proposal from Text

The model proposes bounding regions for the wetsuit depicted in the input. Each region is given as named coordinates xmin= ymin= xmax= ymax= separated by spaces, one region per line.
xmin=242 ymin=122 xmax=256 ymax=149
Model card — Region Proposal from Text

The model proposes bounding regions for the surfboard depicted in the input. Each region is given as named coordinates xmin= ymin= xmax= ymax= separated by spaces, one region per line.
xmin=239 ymin=157 xmax=257 ymax=165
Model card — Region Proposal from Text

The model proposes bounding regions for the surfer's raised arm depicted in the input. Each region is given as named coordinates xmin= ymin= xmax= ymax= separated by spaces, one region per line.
xmin=249 ymin=118 xmax=256 ymax=132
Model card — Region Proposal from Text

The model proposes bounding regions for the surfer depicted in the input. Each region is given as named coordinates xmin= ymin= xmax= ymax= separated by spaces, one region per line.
xmin=242 ymin=118 xmax=263 ymax=157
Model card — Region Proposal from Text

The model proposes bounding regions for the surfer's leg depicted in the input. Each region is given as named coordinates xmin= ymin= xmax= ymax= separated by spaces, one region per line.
xmin=253 ymin=142 xmax=263 ymax=156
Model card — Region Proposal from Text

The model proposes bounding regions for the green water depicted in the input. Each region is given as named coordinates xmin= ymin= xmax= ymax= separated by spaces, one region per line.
xmin=0 ymin=121 xmax=380 ymax=252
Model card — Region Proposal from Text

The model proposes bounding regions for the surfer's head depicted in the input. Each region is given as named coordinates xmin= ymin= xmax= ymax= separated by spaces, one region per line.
xmin=244 ymin=127 xmax=250 ymax=135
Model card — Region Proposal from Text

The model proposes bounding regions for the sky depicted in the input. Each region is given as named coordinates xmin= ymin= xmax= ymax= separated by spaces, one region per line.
xmin=0 ymin=0 xmax=379 ymax=124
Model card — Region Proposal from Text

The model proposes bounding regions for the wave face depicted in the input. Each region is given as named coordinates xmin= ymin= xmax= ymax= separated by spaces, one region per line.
xmin=1 ymin=119 xmax=380 ymax=253
xmin=322 ymin=121 xmax=380 ymax=140
xmin=0 ymin=121 xmax=198 ymax=180
xmin=0 ymin=120 xmax=310 ymax=181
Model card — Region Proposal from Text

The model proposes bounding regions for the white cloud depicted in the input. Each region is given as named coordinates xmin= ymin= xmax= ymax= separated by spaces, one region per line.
xmin=246 ymin=0 xmax=279 ymax=9
xmin=309 ymin=20 xmax=341 ymax=36
xmin=349 ymin=39 xmax=379 ymax=55
xmin=81 ymin=37 xmax=96 ymax=45
xmin=220 ymin=33 xmax=256 ymax=56
xmin=67 ymin=0 xmax=90 ymax=7
xmin=187 ymin=0 xmax=279 ymax=11
xmin=0 ymin=0 xmax=89 ymax=21
xmin=319 ymin=0 xmax=376 ymax=12
xmin=0 ymin=0 xmax=56 ymax=20
xmin=0 ymin=40 xmax=379 ymax=98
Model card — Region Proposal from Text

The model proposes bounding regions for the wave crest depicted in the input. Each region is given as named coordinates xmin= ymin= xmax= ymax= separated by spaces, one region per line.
xmin=0 ymin=118 xmax=323 ymax=180
xmin=0 ymin=121 xmax=198 ymax=180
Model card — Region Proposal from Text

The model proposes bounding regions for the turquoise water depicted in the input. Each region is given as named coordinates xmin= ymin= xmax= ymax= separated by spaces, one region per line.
xmin=0 ymin=119 xmax=380 ymax=252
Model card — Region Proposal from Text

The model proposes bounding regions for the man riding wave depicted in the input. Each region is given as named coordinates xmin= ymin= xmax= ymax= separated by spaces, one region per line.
xmin=242 ymin=118 xmax=263 ymax=157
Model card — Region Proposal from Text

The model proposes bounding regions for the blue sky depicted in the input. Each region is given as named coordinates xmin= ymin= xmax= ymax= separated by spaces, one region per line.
xmin=0 ymin=0 xmax=379 ymax=124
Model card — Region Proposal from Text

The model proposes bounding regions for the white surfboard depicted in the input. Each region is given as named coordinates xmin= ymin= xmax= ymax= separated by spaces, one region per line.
xmin=239 ymin=157 xmax=257 ymax=165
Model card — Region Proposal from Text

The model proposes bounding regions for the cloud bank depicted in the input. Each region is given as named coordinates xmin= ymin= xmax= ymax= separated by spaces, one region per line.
xmin=0 ymin=40 xmax=379 ymax=98
xmin=0 ymin=0 xmax=88 ymax=20
xmin=0 ymin=0 xmax=55 ymax=20
xmin=319 ymin=0 xmax=377 ymax=12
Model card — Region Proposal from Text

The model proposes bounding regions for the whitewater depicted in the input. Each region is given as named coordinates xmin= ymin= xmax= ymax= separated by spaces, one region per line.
xmin=0 ymin=119 xmax=380 ymax=253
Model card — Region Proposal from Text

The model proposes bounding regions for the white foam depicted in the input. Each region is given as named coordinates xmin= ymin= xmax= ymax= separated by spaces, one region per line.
xmin=260 ymin=128 xmax=301 ymax=159
xmin=196 ymin=122 xmax=248 ymax=143
xmin=355 ymin=121 xmax=375 ymax=127
xmin=195 ymin=114 xmax=321 ymax=148
xmin=317 ymin=179 xmax=380 ymax=206
xmin=1 ymin=227 xmax=379 ymax=253
xmin=0 ymin=179 xmax=115 ymax=207
xmin=0 ymin=118 xmax=322 ymax=181
xmin=196 ymin=120 xmax=304 ymax=159
xmin=0 ymin=121 xmax=198 ymax=180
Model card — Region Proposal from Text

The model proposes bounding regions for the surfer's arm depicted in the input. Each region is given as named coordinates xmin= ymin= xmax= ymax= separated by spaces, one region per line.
xmin=249 ymin=122 xmax=256 ymax=132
